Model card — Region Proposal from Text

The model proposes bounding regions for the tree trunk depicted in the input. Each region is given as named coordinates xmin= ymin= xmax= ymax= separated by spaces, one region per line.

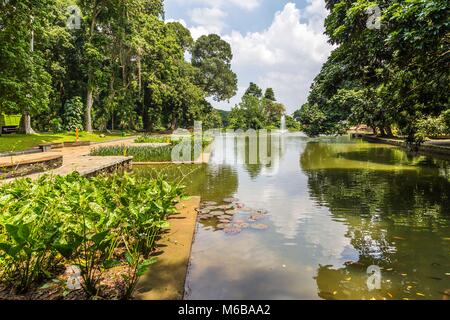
xmin=385 ymin=125 xmax=393 ymax=137
xmin=142 ymin=84 xmax=152 ymax=132
xmin=20 ymin=112 xmax=36 ymax=134
xmin=371 ymin=126 xmax=378 ymax=135
xmin=85 ymin=88 xmax=93 ymax=132
xmin=379 ymin=127 xmax=387 ymax=137
xmin=171 ymin=116 xmax=178 ymax=131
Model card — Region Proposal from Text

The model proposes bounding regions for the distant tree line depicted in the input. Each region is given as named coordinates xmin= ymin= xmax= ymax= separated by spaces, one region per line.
xmin=228 ymin=82 xmax=300 ymax=131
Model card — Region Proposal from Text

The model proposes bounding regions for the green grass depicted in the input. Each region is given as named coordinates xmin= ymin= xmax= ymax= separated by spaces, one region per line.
xmin=0 ymin=132 xmax=129 ymax=153
xmin=90 ymin=145 xmax=175 ymax=162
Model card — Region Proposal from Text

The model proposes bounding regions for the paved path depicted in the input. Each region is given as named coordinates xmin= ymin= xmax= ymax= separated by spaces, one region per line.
xmin=1 ymin=138 xmax=138 ymax=183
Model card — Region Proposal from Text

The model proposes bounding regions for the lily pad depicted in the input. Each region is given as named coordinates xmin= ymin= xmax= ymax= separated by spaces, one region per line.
xmin=199 ymin=214 xmax=212 ymax=220
xmin=224 ymin=225 xmax=242 ymax=235
xmin=251 ymin=223 xmax=269 ymax=230
xmin=219 ymin=219 xmax=231 ymax=224
xmin=219 ymin=215 xmax=231 ymax=220
xmin=225 ymin=210 xmax=236 ymax=215
xmin=249 ymin=213 xmax=265 ymax=221
xmin=223 ymin=197 xmax=239 ymax=203
xmin=234 ymin=222 xmax=250 ymax=229
xmin=202 ymin=201 xmax=218 ymax=206
xmin=210 ymin=211 xmax=224 ymax=217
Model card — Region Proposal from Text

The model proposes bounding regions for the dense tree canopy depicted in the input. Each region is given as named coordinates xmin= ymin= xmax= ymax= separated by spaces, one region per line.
xmin=229 ymin=83 xmax=300 ymax=131
xmin=296 ymin=0 xmax=449 ymax=141
xmin=0 ymin=0 xmax=237 ymax=134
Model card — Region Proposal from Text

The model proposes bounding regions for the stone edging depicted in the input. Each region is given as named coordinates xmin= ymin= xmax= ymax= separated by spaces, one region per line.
xmin=356 ymin=134 xmax=450 ymax=157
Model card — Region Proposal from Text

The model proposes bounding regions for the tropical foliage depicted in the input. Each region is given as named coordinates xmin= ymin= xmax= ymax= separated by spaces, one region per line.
xmin=0 ymin=0 xmax=237 ymax=134
xmin=295 ymin=0 xmax=449 ymax=141
xmin=0 ymin=172 xmax=184 ymax=298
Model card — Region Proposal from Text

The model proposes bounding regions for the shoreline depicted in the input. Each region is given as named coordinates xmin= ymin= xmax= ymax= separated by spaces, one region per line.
xmin=135 ymin=196 xmax=200 ymax=300
xmin=353 ymin=133 xmax=450 ymax=158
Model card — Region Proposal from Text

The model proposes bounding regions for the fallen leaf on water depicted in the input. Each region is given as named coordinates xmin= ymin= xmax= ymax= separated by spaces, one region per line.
xmin=387 ymin=293 xmax=393 ymax=298
xmin=345 ymin=277 xmax=352 ymax=281
xmin=416 ymin=293 xmax=425 ymax=297
xmin=333 ymin=291 xmax=338 ymax=295
xmin=393 ymin=236 xmax=406 ymax=240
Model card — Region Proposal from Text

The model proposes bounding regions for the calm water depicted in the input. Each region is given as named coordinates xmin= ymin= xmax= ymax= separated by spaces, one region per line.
xmin=134 ymin=134 xmax=450 ymax=300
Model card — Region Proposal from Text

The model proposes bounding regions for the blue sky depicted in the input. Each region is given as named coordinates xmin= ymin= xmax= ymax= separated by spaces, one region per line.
xmin=165 ymin=0 xmax=333 ymax=113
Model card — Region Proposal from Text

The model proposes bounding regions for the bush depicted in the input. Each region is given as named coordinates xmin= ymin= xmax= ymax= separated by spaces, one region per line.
xmin=62 ymin=97 xmax=84 ymax=132
xmin=0 ymin=172 xmax=184 ymax=297
xmin=415 ymin=116 xmax=447 ymax=140
xmin=441 ymin=109 xmax=450 ymax=132
xmin=50 ymin=118 xmax=64 ymax=133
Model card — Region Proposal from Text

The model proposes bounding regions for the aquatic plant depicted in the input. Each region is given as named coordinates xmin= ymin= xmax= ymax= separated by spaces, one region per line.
xmin=0 ymin=172 xmax=184 ymax=297
xmin=134 ymin=135 xmax=174 ymax=144
xmin=90 ymin=145 xmax=174 ymax=162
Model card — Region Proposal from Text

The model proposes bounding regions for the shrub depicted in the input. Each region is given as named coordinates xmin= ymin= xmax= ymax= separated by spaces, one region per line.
xmin=415 ymin=116 xmax=447 ymax=140
xmin=63 ymin=97 xmax=84 ymax=132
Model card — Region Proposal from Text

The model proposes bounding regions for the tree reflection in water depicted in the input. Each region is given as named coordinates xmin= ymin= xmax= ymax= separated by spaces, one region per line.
xmin=300 ymin=140 xmax=450 ymax=300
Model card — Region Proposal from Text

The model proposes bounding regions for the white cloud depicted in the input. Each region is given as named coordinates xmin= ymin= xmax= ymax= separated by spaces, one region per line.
xmin=219 ymin=1 xmax=333 ymax=112
xmin=188 ymin=7 xmax=227 ymax=35
xmin=171 ymin=1 xmax=333 ymax=113
xmin=173 ymin=0 xmax=261 ymax=11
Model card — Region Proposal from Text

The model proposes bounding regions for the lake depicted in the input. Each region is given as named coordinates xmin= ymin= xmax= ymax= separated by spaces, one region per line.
xmin=135 ymin=133 xmax=450 ymax=300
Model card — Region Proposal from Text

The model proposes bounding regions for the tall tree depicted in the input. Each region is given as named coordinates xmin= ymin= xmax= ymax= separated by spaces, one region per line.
xmin=0 ymin=0 xmax=55 ymax=134
xmin=264 ymin=88 xmax=276 ymax=101
xmin=192 ymin=34 xmax=238 ymax=102
xmin=244 ymin=82 xmax=263 ymax=98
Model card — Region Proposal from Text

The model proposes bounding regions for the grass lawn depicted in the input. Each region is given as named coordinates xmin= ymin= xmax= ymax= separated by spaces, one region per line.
xmin=0 ymin=132 xmax=130 ymax=153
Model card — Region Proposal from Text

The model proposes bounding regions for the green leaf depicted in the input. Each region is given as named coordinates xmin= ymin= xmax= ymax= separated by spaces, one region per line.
xmin=137 ymin=258 xmax=157 ymax=276
xmin=89 ymin=202 xmax=103 ymax=214
xmin=91 ymin=231 xmax=108 ymax=245
xmin=125 ymin=252 xmax=135 ymax=265
xmin=54 ymin=243 xmax=75 ymax=259
xmin=18 ymin=224 xmax=31 ymax=241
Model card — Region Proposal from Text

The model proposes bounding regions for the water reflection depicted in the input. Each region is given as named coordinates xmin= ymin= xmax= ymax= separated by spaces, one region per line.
xmin=301 ymin=138 xmax=450 ymax=299
xmin=134 ymin=135 xmax=450 ymax=300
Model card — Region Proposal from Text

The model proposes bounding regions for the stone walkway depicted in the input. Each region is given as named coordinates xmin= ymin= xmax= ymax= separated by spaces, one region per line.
xmin=0 ymin=138 xmax=138 ymax=183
